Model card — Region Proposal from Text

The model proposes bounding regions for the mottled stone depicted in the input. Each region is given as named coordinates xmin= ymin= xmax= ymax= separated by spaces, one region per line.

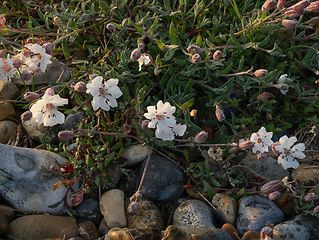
xmin=162 ymin=225 xmax=200 ymax=240
xmin=173 ymin=199 xmax=216 ymax=228
xmin=0 ymin=80 xmax=19 ymax=100
xmin=6 ymin=215 xmax=78 ymax=239
xmin=212 ymin=193 xmax=238 ymax=226
xmin=0 ymin=204 xmax=15 ymax=222
xmin=291 ymin=164 xmax=319 ymax=185
xmin=0 ymin=144 xmax=78 ymax=214
xmin=0 ymin=101 xmax=15 ymax=121
xmin=123 ymin=144 xmax=151 ymax=166
xmin=140 ymin=155 xmax=184 ymax=201
xmin=236 ymin=195 xmax=284 ymax=237
xmin=180 ymin=226 xmax=234 ymax=240
xmin=221 ymin=223 xmax=239 ymax=240
xmin=76 ymin=198 xmax=102 ymax=225
xmin=11 ymin=62 xmax=71 ymax=85
xmin=100 ymin=189 xmax=127 ymax=228
xmin=78 ymin=221 xmax=100 ymax=240
xmin=126 ymin=197 xmax=163 ymax=229
xmin=0 ymin=120 xmax=17 ymax=144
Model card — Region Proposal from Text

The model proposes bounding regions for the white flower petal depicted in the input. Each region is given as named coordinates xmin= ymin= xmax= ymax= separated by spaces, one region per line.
xmin=291 ymin=151 xmax=306 ymax=159
xmin=173 ymin=124 xmax=187 ymax=136
xmin=292 ymin=143 xmax=305 ymax=152
xmin=105 ymin=95 xmax=118 ymax=108
xmin=287 ymin=136 xmax=297 ymax=148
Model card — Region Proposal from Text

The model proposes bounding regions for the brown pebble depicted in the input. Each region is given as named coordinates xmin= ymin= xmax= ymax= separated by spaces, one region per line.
xmin=221 ymin=223 xmax=240 ymax=240
xmin=78 ymin=221 xmax=100 ymax=240
xmin=0 ymin=212 xmax=8 ymax=236
xmin=241 ymin=230 xmax=260 ymax=240
xmin=0 ymin=204 xmax=15 ymax=222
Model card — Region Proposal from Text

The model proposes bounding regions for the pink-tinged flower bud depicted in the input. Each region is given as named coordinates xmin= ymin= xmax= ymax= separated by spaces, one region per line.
xmin=191 ymin=54 xmax=201 ymax=64
xmin=271 ymin=142 xmax=281 ymax=156
xmin=212 ymin=50 xmax=223 ymax=61
xmin=194 ymin=131 xmax=208 ymax=143
xmin=53 ymin=16 xmax=60 ymax=25
xmin=313 ymin=205 xmax=319 ymax=213
xmin=282 ymin=19 xmax=298 ymax=28
xmin=261 ymin=179 xmax=284 ymax=195
xmin=42 ymin=43 xmax=54 ymax=55
xmin=306 ymin=1 xmax=319 ymax=12
xmin=21 ymin=48 xmax=31 ymax=58
xmin=304 ymin=193 xmax=316 ymax=202
xmin=268 ymin=191 xmax=282 ymax=200
xmin=284 ymin=8 xmax=305 ymax=17
xmin=58 ymin=131 xmax=75 ymax=140
xmin=229 ymin=146 xmax=243 ymax=154
xmin=0 ymin=16 xmax=6 ymax=27
xmin=89 ymin=74 xmax=99 ymax=80
xmin=45 ymin=88 xmax=55 ymax=96
xmin=26 ymin=37 xmax=43 ymax=44
xmin=187 ymin=45 xmax=202 ymax=54
xmin=127 ymin=201 xmax=139 ymax=213
xmin=141 ymin=120 xmax=150 ymax=130
xmin=262 ymin=0 xmax=277 ymax=11
xmin=239 ymin=140 xmax=254 ymax=150
xmin=123 ymin=123 xmax=131 ymax=134
xmin=0 ymin=49 xmax=6 ymax=58
xmin=257 ymin=92 xmax=275 ymax=101
xmin=130 ymin=48 xmax=141 ymax=61
xmin=215 ymin=105 xmax=225 ymax=122
xmin=292 ymin=0 xmax=310 ymax=11
xmin=73 ymin=81 xmax=86 ymax=92
xmin=21 ymin=71 xmax=32 ymax=81
xmin=21 ymin=111 xmax=32 ymax=121
xmin=24 ymin=92 xmax=40 ymax=101
xmin=106 ymin=23 xmax=116 ymax=31
xmin=277 ymin=0 xmax=287 ymax=9
xmin=254 ymin=69 xmax=268 ymax=78
xmin=257 ymin=152 xmax=268 ymax=161
xmin=11 ymin=58 xmax=21 ymax=69
xmin=260 ymin=226 xmax=274 ymax=239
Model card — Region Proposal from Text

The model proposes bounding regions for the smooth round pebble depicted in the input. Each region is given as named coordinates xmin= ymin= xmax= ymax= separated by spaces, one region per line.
xmin=0 ymin=212 xmax=8 ymax=236
xmin=0 ymin=120 xmax=17 ymax=144
xmin=212 ymin=193 xmax=238 ymax=226
xmin=221 ymin=223 xmax=239 ymax=240
xmin=122 ymin=144 xmax=151 ymax=166
xmin=76 ymin=198 xmax=102 ymax=225
xmin=0 ymin=80 xmax=19 ymax=100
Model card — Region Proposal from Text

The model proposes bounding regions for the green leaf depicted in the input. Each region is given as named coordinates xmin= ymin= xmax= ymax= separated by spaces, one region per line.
xmin=281 ymin=122 xmax=293 ymax=130
xmin=230 ymin=29 xmax=240 ymax=46
xmin=182 ymin=98 xmax=194 ymax=110
xmin=62 ymin=38 xmax=70 ymax=59
xmin=195 ymin=33 xmax=202 ymax=46
xmin=132 ymin=22 xmax=146 ymax=35
xmin=112 ymin=142 xmax=122 ymax=151
xmin=155 ymin=38 xmax=165 ymax=50
xmin=210 ymin=175 xmax=222 ymax=187
xmin=220 ymin=62 xmax=233 ymax=74
xmin=169 ymin=21 xmax=177 ymax=45
xmin=202 ymin=180 xmax=215 ymax=200
xmin=164 ymin=0 xmax=172 ymax=12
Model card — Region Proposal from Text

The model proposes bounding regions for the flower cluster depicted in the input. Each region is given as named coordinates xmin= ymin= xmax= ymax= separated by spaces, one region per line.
xmin=144 ymin=100 xmax=187 ymax=141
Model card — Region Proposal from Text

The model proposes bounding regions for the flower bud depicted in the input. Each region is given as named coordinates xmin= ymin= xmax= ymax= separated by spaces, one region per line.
xmin=11 ymin=58 xmax=21 ymax=69
xmin=0 ymin=49 xmax=6 ymax=58
xmin=21 ymin=48 xmax=30 ymax=58
xmin=262 ymin=0 xmax=277 ymax=11
xmin=187 ymin=45 xmax=202 ymax=54
xmin=53 ymin=16 xmax=61 ymax=25
xmin=194 ymin=131 xmax=208 ymax=143
xmin=191 ymin=54 xmax=201 ymax=64
xmin=45 ymin=88 xmax=55 ymax=96
xmin=257 ymin=152 xmax=268 ymax=161
xmin=24 ymin=92 xmax=40 ymax=101
xmin=106 ymin=23 xmax=116 ymax=31
xmin=73 ymin=81 xmax=86 ymax=92
xmin=58 ymin=131 xmax=75 ymax=140
xmin=21 ymin=71 xmax=32 ymax=81
xmin=284 ymin=8 xmax=305 ymax=17
xmin=277 ymin=0 xmax=287 ymax=9
xmin=239 ymin=140 xmax=254 ymax=150
xmin=123 ymin=123 xmax=131 ymax=134
xmin=130 ymin=48 xmax=142 ymax=61
xmin=0 ymin=16 xmax=6 ymax=27
xmin=292 ymin=0 xmax=310 ymax=11
xmin=313 ymin=205 xmax=319 ymax=214
xmin=257 ymin=92 xmax=275 ymax=101
xmin=141 ymin=120 xmax=150 ymax=130
xmin=89 ymin=74 xmax=99 ymax=80
xmin=304 ymin=192 xmax=316 ymax=202
xmin=306 ymin=1 xmax=319 ymax=12
xmin=279 ymin=83 xmax=289 ymax=93
xmin=261 ymin=179 xmax=284 ymax=195
xmin=229 ymin=146 xmax=243 ymax=154
xmin=212 ymin=50 xmax=223 ymax=61
xmin=20 ymin=111 xmax=32 ymax=121
xmin=127 ymin=201 xmax=139 ymax=213
xmin=260 ymin=226 xmax=274 ymax=240
xmin=215 ymin=105 xmax=225 ymax=122
xmin=282 ymin=19 xmax=298 ymax=28
xmin=254 ymin=69 xmax=268 ymax=78
xmin=269 ymin=191 xmax=281 ymax=200
xmin=26 ymin=37 xmax=43 ymax=44
xmin=45 ymin=5 xmax=53 ymax=12
xmin=190 ymin=109 xmax=197 ymax=117
xmin=42 ymin=43 xmax=54 ymax=55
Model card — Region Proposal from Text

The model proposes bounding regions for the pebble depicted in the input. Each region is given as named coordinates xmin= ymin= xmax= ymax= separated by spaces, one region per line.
xmin=0 ymin=120 xmax=17 ymax=144
xmin=59 ymin=112 xmax=87 ymax=132
xmin=0 ymin=144 xmax=78 ymax=214
xmin=291 ymin=164 xmax=319 ymax=185
xmin=0 ymin=205 xmax=15 ymax=222
xmin=180 ymin=226 xmax=234 ymax=240
xmin=221 ymin=223 xmax=239 ymax=240
xmin=100 ymin=189 xmax=127 ymax=228
xmin=140 ymin=154 xmax=184 ymax=201
xmin=125 ymin=197 xmax=164 ymax=229
xmin=162 ymin=225 xmax=200 ymax=240
xmin=76 ymin=198 xmax=102 ymax=225
xmin=78 ymin=221 xmax=100 ymax=240
xmin=0 ymin=101 xmax=15 ymax=121
xmin=212 ymin=193 xmax=238 ymax=226
xmin=236 ymin=195 xmax=284 ymax=237
xmin=5 ymin=215 xmax=79 ymax=239
xmin=122 ymin=144 xmax=151 ymax=166
xmin=98 ymin=218 xmax=109 ymax=236
xmin=173 ymin=199 xmax=216 ymax=228
xmin=11 ymin=62 xmax=71 ymax=85
xmin=240 ymin=230 xmax=260 ymax=240
xmin=0 ymin=80 xmax=19 ymax=100
xmin=0 ymin=212 xmax=8 ymax=236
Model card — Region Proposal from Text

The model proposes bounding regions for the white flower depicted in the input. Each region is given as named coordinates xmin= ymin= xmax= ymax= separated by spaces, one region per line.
xmin=250 ymin=127 xmax=274 ymax=153
xmin=25 ymin=43 xmax=52 ymax=72
xmin=275 ymin=135 xmax=306 ymax=169
xmin=144 ymin=100 xmax=176 ymax=132
xmin=155 ymin=123 xmax=187 ymax=141
xmin=277 ymin=74 xmax=291 ymax=94
xmin=0 ymin=55 xmax=16 ymax=81
xmin=137 ymin=54 xmax=152 ymax=71
xmin=30 ymin=93 xmax=68 ymax=127
xmin=86 ymin=76 xmax=123 ymax=111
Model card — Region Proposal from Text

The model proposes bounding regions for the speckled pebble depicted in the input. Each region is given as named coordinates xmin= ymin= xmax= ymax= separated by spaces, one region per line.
xmin=0 ymin=80 xmax=19 ymax=100
xmin=291 ymin=164 xmax=319 ymax=185
xmin=123 ymin=144 xmax=151 ymax=166
xmin=162 ymin=225 xmax=200 ymax=240
xmin=212 ymin=193 xmax=238 ymax=226
xmin=180 ymin=226 xmax=234 ymax=240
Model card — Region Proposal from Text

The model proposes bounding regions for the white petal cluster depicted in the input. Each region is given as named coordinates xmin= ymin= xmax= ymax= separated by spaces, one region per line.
xmin=86 ymin=76 xmax=123 ymax=111
xmin=30 ymin=92 xmax=68 ymax=127
xmin=275 ymin=135 xmax=306 ymax=169
xmin=250 ymin=127 xmax=274 ymax=153
xmin=24 ymin=43 xmax=52 ymax=72
xmin=0 ymin=55 xmax=16 ymax=81
xmin=277 ymin=74 xmax=291 ymax=95
xmin=144 ymin=100 xmax=187 ymax=141
xmin=137 ymin=54 xmax=152 ymax=71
